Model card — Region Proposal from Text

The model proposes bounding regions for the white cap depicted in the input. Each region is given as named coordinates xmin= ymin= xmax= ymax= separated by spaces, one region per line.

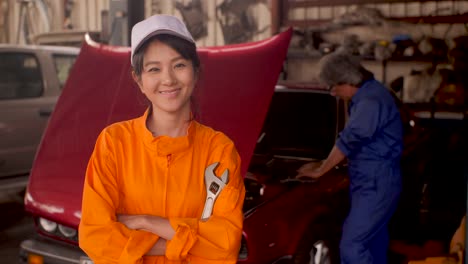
xmin=130 ymin=14 xmax=195 ymax=66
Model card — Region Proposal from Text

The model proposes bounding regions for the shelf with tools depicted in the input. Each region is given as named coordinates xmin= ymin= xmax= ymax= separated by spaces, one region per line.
xmin=272 ymin=0 xmax=468 ymax=34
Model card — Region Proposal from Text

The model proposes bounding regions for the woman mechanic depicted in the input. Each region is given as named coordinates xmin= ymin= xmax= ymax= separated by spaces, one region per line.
xmin=79 ymin=14 xmax=245 ymax=264
xmin=297 ymin=52 xmax=403 ymax=264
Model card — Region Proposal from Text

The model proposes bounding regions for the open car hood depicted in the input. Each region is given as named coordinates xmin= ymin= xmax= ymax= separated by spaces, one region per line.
xmin=25 ymin=30 xmax=292 ymax=226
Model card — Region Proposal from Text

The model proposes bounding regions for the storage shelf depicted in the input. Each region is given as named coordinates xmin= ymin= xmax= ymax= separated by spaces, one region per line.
xmin=273 ymin=0 xmax=468 ymax=33
xmin=287 ymin=0 xmax=467 ymax=8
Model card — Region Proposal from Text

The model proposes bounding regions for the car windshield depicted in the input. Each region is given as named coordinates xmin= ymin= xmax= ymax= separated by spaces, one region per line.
xmin=254 ymin=89 xmax=338 ymax=160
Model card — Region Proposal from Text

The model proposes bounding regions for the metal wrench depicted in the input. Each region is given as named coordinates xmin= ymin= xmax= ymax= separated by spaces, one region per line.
xmin=201 ymin=162 xmax=229 ymax=221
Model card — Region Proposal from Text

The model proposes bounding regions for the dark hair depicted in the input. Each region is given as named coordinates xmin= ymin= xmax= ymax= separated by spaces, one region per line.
xmin=132 ymin=33 xmax=200 ymax=78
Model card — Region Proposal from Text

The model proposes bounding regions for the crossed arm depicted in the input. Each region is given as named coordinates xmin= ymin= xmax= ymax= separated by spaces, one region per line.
xmin=117 ymin=215 xmax=173 ymax=255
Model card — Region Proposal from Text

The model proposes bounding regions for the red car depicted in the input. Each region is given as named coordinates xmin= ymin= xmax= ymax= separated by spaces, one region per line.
xmin=19 ymin=29 xmax=351 ymax=264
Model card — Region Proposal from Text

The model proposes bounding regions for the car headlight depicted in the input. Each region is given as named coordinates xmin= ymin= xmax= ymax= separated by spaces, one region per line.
xmin=39 ymin=217 xmax=57 ymax=232
xmin=36 ymin=217 xmax=78 ymax=242
xmin=58 ymin=224 xmax=77 ymax=238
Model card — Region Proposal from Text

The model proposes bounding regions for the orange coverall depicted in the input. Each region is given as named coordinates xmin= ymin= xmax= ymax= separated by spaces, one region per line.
xmin=79 ymin=110 xmax=245 ymax=264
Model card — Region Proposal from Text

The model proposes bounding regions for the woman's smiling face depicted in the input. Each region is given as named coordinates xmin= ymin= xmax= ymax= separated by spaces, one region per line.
xmin=136 ymin=39 xmax=196 ymax=115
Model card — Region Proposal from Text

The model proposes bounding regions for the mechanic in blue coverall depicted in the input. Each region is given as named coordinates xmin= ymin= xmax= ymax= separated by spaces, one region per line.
xmin=297 ymin=51 xmax=403 ymax=264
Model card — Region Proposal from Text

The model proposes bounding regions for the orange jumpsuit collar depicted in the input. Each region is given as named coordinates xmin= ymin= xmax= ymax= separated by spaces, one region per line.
xmin=138 ymin=108 xmax=196 ymax=156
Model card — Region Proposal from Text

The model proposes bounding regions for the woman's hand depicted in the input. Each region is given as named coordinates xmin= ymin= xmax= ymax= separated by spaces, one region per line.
xmin=296 ymin=161 xmax=324 ymax=180
xmin=145 ymin=238 xmax=167 ymax=256
xmin=117 ymin=214 xmax=171 ymax=256
xmin=117 ymin=214 xmax=175 ymax=240
xmin=117 ymin=214 xmax=148 ymax=230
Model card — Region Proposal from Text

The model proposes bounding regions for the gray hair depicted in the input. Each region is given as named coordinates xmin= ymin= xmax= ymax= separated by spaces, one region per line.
xmin=318 ymin=52 xmax=373 ymax=87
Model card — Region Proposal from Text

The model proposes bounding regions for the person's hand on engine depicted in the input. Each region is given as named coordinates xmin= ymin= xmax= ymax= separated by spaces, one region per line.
xmin=296 ymin=161 xmax=324 ymax=180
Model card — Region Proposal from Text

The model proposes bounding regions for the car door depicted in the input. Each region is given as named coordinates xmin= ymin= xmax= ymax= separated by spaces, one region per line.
xmin=0 ymin=50 xmax=53 ymax=179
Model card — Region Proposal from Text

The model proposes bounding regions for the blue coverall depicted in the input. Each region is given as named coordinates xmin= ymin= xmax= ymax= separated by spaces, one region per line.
xmin=336 ymin=78 xmax=403 ymax=264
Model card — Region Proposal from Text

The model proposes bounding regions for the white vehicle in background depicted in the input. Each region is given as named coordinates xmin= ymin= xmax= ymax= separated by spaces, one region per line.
xmin=0 ymin=44 xmax=79 ymax=202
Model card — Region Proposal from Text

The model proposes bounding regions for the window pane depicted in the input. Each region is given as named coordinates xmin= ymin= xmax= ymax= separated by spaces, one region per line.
xmin=53 ymin=54 xmax=77 ymax=88
xmin=0 ymin=53 xmax=43 ymax=99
